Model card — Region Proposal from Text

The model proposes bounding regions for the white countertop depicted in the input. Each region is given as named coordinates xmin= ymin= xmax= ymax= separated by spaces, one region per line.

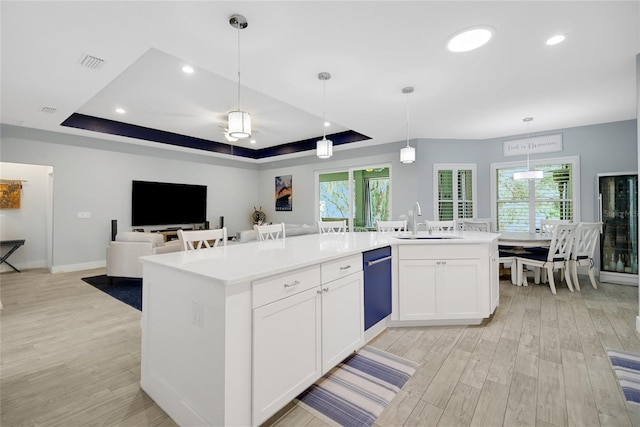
xmin=140 ymin=231 xmax=498 ymax=286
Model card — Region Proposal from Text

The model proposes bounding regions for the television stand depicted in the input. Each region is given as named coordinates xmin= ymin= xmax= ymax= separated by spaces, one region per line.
xmin=151 ymin=228 xmax=192 ymax=242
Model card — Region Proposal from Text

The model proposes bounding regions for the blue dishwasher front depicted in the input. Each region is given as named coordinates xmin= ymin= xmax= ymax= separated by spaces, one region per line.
xmin=363 ymin=246 xmax=392 ymax=330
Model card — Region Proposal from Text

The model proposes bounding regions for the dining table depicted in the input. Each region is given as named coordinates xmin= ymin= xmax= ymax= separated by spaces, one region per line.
xmin=498 ymin=232 xmax=552 ymax=286
xmin=497 ymin=231 xmax=552 ymax=248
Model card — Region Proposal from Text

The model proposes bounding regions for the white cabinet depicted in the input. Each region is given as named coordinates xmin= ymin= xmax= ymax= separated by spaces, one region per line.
xmin=397 ymin=244 xmax=494 ymax=322
xmin=321 ymin=272 xmax=364 ymax=373
xmin=490 ymin=249 xmax=499 ymax=312
xmin=252 ymin=286 xmax=321 ymax=425
xmin=252 ymin=255 xmax=363 ymax=425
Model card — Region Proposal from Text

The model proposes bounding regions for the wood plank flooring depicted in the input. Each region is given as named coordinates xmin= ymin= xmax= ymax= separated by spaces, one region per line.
xmin=2 ymin=268 xmax=639 ymax=426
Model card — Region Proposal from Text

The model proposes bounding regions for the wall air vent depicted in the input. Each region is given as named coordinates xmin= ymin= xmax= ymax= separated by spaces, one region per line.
xmin=40 ymin=106 xmax=57 ymax=114
xmin=79 ymin=53 xmax=105 ymax=70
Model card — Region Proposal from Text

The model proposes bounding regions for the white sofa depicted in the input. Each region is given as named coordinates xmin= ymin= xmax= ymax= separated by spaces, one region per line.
xmin=106 ymin=231 xmax=182 ymax=279
xmin=236 ymin=223 xmax=318 ymax=243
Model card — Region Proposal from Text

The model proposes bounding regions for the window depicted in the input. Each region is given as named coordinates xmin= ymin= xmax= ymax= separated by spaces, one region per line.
xmin=491 ymin=156 xmax=580 ymax=232
xmin=433 ymin=164 xmax=476 ymax=220
xmin=317 ymin=166 xmax=391 ymax=231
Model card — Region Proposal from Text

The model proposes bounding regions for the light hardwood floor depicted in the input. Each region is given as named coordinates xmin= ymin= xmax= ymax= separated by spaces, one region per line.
xmin=2 ymin=268 xmax=639 ymax=426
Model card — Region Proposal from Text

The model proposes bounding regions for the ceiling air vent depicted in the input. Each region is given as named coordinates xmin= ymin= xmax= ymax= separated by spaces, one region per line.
xmin=79 ymin=53 xmax=105 ymax=70
xmin=40 ymin=106 xmax=57 ymax=114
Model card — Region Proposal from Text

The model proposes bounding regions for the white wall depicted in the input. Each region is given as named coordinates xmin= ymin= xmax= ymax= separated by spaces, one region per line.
xmin=257 ymin=142 xmax=418 ymax=226
xmin=0 ymin=162 xmax=52 ymax=272
xmin=0 ymin=126 xmax=260 ymax=272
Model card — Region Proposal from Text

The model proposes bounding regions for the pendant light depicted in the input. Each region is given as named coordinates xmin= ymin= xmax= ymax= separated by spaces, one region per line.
xmin=316 ymin=72 xmax=333 ymax=159
xmin=400 ymin=87 xmax=415 ymax=164
xmin=228 ymin=14 xmax=251 ymax=139
xmin=513 ymin=117 xmax=544 ymax=180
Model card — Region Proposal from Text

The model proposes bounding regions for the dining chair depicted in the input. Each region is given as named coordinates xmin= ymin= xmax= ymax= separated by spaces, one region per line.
xmin=517 ymin=223 xmax=577 ymax=294
xmin=178 ymin=228 xmax=228 ymax=250
xmin=254 ymin=223 xmax=286 ymax=241
xmin=540 ymin=219 xmax=570 ymax=234
xmin=425 ymin=220 xmax=456 ymax=232
xmin=317 ymin=220 xmax=347 ymax=234
xmin=457 ymin=219 xmax=491 ymax=232
xmin=569 ymin=222 xmax=602 ymax=290
xmin=376 ymin=220 xmax=407 ymax=233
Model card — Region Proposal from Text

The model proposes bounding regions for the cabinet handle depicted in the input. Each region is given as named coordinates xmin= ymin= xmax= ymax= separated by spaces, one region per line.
xmin=366 ymin=255 xmax=392 ymax=267
xmin=339 ymin=265 xmax=351 ymax=271
xmin=317 ymin=290 xmax=322 ymax=295
xmin=323 ymin=287 xmax=329 ymax=292
xmin=283 ymin=280 xmax=300 ymax=288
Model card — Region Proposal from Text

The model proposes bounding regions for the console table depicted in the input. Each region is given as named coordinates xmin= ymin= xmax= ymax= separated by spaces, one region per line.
xmin=0 ymin=239 xmax=25 ymax=272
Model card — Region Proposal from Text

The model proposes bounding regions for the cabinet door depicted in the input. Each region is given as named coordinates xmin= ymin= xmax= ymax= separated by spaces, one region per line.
xmin=321 ymin=272 xmax=364 ymax=374
xmin=398 ymin=259 xmax=438 ymax=320
xmin=439 ymin=259 xmax=481 ymax=317
xmin=253 ymin=287 xmax=321 ymax=425
xmin=490 ymin=251 xmax=499 ymax=313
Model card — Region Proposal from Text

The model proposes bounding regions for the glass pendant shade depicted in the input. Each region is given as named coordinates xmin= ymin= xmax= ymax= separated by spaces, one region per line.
xmin=228 ymin=110 xmax=251 ymax=139
xmin=514 ymin=170 xmax=544 ymax=180
xmin=400 ymin=145 xmax=415 ymax=164
xmin=316 ymin=137 xmax=333 ymax=159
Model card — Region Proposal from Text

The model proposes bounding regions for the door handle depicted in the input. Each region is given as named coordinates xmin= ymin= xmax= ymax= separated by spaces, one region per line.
xmin=366 ymin=255 xmax=392 ymax=267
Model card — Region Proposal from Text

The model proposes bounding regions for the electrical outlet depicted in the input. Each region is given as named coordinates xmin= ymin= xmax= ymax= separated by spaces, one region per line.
xmin=192 ymin=302 xmax=203 ymax=328
xmin=77 ymin=212 xmax=91 ymax=219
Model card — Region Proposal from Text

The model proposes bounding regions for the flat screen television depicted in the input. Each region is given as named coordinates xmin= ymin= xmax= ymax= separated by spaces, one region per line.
xmin=132 ymin=180 xmax=207 ymax=226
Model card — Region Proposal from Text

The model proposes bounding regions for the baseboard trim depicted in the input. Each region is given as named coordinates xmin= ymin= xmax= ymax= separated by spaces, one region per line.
xmin=0 ymin=259 xmax=47 ymax=273
xmin=51 ymin=260 xmax=105 ymax=274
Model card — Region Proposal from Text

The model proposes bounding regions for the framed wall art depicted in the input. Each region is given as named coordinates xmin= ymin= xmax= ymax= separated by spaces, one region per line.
xmin=275 ymin=175 xmax=292 ymax=211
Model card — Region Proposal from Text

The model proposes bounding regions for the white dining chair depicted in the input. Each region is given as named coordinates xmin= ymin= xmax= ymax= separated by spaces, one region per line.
xmin=517 ymin=223 xmax=577 ymax=294
xmin=425 ymin=220 xmax=456 ymax=232
xmin=317 ymin=220 xmax=347 ymax=234
xmin=178 ymin=228 xmax=228 ymax=250
xmin=254 ymin=223 xmax=286 ymax=241
xmin=376 ymin=220 xmax=407 ymax=233
xmin=569 ymin=222 xmax=602 ymax=290
xmin=457 ymin=219 xmax=491 ymax=232
xmin=540 ymin=219 xmax=570 ymax=234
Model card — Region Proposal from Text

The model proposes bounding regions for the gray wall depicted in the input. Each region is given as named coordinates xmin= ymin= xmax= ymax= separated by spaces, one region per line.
xmin=262 ymin=120 xmax=637 ymax=227
xmin=0 ymin=119 xmax=636 ymax=271
xmin=0 ymin=125 xmax=260 ymax=271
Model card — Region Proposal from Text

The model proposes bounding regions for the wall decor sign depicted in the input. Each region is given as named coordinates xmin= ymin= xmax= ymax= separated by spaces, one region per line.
xmin=0 ymin=180 xmax=22 ymax=209
xmin=503 ymin=133 xmax=563 ymax=157
xmin=275 ymin=175 xmax=292 ymax=211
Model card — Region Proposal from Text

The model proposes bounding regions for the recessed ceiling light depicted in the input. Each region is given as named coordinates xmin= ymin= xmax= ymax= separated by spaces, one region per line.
xmin=182 ymin=65 xmax=194 ymax=74
xmin=447 ymin=26 xmax=495 ymax=52
xmin=115 ymin=108 xmax=125 ymax=114
xmin=324 ymin=121 xmax=331 ymax=127
xmin=546 ymin=34 xmax=566 ymax=46
xmin=250 ymin=139 xmax=257 ymax=144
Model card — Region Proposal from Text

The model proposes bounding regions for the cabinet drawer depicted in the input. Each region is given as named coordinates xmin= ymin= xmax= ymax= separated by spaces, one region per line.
xmin=321 ymin=254 xmax=363 ymax=284
xmin=399 ymin=244 xmax=483 ymax=260
xmin=253 ymin=266 xmax=321 ymax=308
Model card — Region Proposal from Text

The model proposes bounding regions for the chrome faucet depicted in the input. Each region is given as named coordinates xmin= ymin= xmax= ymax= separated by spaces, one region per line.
xmin=412 ymin=201 xmax=422 ymax=235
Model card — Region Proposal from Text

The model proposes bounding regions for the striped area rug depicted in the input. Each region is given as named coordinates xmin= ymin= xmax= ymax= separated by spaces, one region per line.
xmin=607 ymin=349 xmax=640 ymax=425
xmin=295 ymin=346 xmax=419 ymax=427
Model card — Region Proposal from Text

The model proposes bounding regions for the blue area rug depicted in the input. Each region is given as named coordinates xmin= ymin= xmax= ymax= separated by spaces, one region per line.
xmin=81 ymin=275 xmax=142 ymax=311
xmin=607 ymin=348 xmax=640 ymax=425
xmin=295 ymin=346 xmax=419 ymax=427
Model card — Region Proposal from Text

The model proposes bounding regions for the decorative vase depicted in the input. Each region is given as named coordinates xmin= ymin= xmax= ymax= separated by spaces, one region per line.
xmin=616 ymin=255 xmax=624 ymax=272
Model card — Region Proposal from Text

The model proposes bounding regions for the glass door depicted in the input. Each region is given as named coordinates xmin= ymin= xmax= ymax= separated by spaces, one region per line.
xmin=317 ymin=166 xmax=391 ymax=231
xmin=599 ymin=172 xmax=638 ymax=285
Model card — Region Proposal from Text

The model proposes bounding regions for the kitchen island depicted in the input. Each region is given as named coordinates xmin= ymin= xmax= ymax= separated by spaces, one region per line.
xmin=139 ymin=231 xmax=498 ymax=426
